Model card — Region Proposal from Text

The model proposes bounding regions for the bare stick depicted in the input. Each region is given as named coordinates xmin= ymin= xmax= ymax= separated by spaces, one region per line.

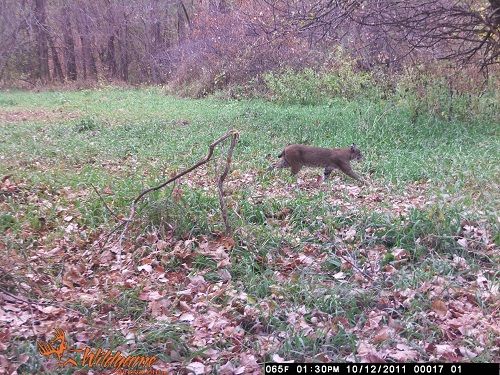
xmin=90 ymin=183 xmax=120 ymax=221
xmin=217 ymin=132 xmax=239 ymax=235
xmin=111 ymin=130 xmax=239 ymax=259
xmin=0 ymin=287 xmax=84 ymax=315
xmin=335 ymin=249 xmax=374 ymax=281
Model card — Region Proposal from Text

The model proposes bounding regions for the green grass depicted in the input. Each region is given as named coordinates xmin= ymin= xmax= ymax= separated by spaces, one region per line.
xmin=1 ymin=88 xmax=498 ymax=193
xmin=1 ymin=87 xmax=499 ymax=367
xmin=2 ymin=87 xmax=497 ymax=231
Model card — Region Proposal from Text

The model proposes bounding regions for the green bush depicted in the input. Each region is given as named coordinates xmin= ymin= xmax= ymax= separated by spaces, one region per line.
xmin=264 ymin=68 xmax=322 ymax=105
xmin=321 ymin=48 xmax=378 ymax=99
xmin=75 ymin=116 xmax=99 ymax=132
xmin=262 ymin=51 xmax=498 ymax=124
xmin=394 ymin=67 xmax=499 ymax=123
xmin=263 ymin=49 xmax=378 ymax=105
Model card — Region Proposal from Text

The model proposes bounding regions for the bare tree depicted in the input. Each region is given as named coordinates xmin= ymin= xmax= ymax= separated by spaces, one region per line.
xmin=60 ymin=2 xmax=77 ymax=81
xmin=1 ymin=0 xmax=496 ymax=86
xmin=33 ymin=0 xmax=50 ymax=82
xmin=260 ymin=0 xmax=500 ymax=69
xmin=0 ymin=2 xmax=30 ymax=81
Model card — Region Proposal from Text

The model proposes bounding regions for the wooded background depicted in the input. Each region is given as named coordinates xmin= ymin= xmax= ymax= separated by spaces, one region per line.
xmin=0 ymin=0 xmax=498 ymax=90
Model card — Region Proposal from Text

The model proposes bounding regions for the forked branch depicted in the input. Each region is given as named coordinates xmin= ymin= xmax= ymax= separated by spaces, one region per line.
xmin=218 ymin=132 xmax=239 ymax=235
xmin=109 ymin=130 xmax=239 ymax=258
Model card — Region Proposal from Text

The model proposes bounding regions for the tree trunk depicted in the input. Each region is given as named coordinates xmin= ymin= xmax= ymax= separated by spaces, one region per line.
xmin=77 ymin=12 xmax=97 ymax=80
xmin=149 ymin=0 xmax=163 ymax=83
xmin=61 ymin=3 xmax=77 ymax=80
xmin=103 ymin=0 xmax=117 ymax=79
xmin=84 ymin=21 xmax=98 ymax=79
xmin=119 ymin=14 xmax=129 ymax=81
xmin=177 ymin=2 xmax=187 ymax=43
xmin=48 ymin=36 xmax=64 ymax=82
xmin=106 ymin=35 xmax=117 ymax=78
xmin=33 ymin=0 xmax=50 ymax=82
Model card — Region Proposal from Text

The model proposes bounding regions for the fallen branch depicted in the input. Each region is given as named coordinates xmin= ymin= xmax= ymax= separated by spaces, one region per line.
xmin=0 ymin=287 xmax=85 ymax=316
xmin=109 ymin=130 xmax=239 ymax=260
xmin=217 ymin=132 xmax=239 ymax=235
xmin=335 ymin=249 xmax=375 ymax=281
xmin=90 ymin=183 xmax=120 ymax=221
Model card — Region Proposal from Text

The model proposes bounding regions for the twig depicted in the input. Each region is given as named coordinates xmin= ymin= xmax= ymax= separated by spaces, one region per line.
xmin=0 ymin=287 xmax=84 ymax=315
xmin=90 ymin=183 xmax=120 ymax=221
xmin=99 ymin=220 xmax=126 ymax=251
xmin=335 ymin=250 xmax=375 ymax=281
xmin=217 ymin=132 xmax=239 ymax=235
xmin=110 ymin=130 xmax=239 ymax=260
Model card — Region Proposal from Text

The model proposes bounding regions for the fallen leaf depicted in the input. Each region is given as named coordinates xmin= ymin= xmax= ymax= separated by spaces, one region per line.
xmin=458 ymin=346 xmax=477 ymax=359
xmin=431 ymin=299 xmax=448 ymax=317
xmin=333 ymin=271 xmax=346 ymax=280
xmin=186 ymin=361 xmax=205 ymax=374
xmin=179 ymin=313 xmax=195 ymax=322
xmin=271 ymin=354 xmax=294 ymax=363
xmin=373 ymin=327 xmax=390 ymax=344
xmin=138 ymin=264 xmax=153 ymax=273
xmin=156 ymin=240 xmax=168 ymax=251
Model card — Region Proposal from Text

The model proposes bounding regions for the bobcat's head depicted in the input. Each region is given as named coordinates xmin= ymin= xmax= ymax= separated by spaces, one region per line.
xmin=350 ymin=144 xmax=363 ymax=161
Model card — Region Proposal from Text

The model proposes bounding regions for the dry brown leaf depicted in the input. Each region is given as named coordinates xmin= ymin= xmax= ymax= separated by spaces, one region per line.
xmin=373 ymin=327 xmax=390 ymax=344
xmin=271 ymin=354 xmax=294 ymax=363
xmin=179 ymin=312 xmax=195 ymax=322
xmin=137 ymin=264 xmax=153 ymax=273
xmin=186 ymin=361 xmax=205 ymax=375
xmin=389 ymin=349 xmax=418 ymax=361
xmin=156 ymin=240 xmax=169 ymax=251
xmin=219 ymin=362 xmax=236 ymax=375
xmin=431 ymin=299 xmax=448 ymax=317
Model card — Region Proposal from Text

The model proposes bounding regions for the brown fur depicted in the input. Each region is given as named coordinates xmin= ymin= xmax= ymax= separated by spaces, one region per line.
xmin=271 ymin=144 xmax=364 ymax=182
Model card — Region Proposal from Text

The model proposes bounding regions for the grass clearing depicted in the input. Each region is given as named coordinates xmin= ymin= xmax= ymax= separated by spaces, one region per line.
xmin=0 ymin=88 xmax=498 ymax=371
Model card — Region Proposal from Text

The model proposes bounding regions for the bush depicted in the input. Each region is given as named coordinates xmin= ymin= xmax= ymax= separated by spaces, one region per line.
xmin=394 ymin=65 xmax=499 ymax=122
xmin=264 ymin=68 xmax=322 ymax=105
xmin=263 ymin=48 xmax=379 ymax=105
xmin=262 ymin=55 xmax=499 ymax=127
xmin=75 ymin=116 xmax=99 ymax=132
xmin=167 ymin=2 xmax=314 ymax=98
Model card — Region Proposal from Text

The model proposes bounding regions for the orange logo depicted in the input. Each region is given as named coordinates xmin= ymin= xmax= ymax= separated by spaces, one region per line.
xmin=37 ymin=328 xmax=165 ymax=374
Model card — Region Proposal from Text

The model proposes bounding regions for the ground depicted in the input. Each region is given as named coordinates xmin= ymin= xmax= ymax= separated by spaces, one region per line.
xmin=0 ymin=88 xmax=498 ymax=374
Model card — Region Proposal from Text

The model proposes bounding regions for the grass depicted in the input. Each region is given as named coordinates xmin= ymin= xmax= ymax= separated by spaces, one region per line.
xmin=1 ymin=88 xmax=498 ymax=192
xmin=1 ymin=87 xmax=499 ymax=369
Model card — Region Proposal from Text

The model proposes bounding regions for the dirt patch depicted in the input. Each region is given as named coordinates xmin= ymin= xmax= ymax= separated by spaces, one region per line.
xmin=0 ymin=108 xmax=80 ymax=123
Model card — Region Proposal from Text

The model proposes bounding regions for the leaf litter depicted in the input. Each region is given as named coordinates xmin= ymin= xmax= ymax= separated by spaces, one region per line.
xmin=0 ymin=169 xmax=499 ymax=373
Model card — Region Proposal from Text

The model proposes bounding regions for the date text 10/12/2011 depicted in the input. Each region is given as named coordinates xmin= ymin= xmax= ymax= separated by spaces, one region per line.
xmin=264 ymin=363 xmax=498 ymax=375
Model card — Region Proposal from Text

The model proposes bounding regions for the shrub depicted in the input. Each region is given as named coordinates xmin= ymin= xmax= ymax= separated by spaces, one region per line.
xmin=262 ymin=47 xmax=381 ymax=105
xmin=167 ymin=2 xmax=314 ymax=98
xmin=394 ymin=65 xmax=499 ymax=122
xmin=75 ymin=116 xmax=99 ymax=132
xmin=320 ymin=48 xmax=379 ymax=100
xmin=264 ymin=68 xmax=322 ymax=105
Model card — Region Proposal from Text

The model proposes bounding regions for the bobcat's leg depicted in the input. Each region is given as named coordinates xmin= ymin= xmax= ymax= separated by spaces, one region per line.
xmin=324 ymin=166 xmax=335 ymax=180
xmin=290 ymin=164 xmax=302 ymax=176
xmin=338 ymin=162 xmax=363 ymax=183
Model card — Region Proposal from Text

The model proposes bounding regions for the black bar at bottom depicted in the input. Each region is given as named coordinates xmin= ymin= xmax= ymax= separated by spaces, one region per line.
xmin=264 ymin=363 xmax=499 ymax=375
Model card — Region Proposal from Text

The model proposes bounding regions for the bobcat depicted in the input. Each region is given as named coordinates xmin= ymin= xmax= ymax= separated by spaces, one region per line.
xmin=271 ymin=144 xmax=364 ymax=182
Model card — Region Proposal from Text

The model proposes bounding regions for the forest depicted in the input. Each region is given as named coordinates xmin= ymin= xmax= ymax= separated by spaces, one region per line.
xmin=0 ymin=0 xmax=499 ymax=374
